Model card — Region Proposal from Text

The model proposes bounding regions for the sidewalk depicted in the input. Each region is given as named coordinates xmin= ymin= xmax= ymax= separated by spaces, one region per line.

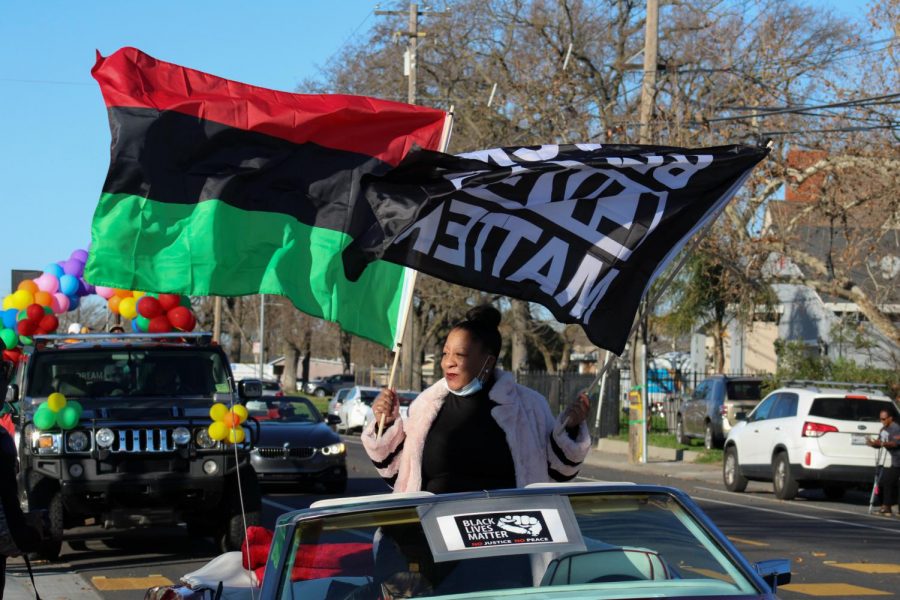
xmin=5 ymin=558 xmax=101 ymax=600
xmin=583 ymin=439 xmax=722 ymax=485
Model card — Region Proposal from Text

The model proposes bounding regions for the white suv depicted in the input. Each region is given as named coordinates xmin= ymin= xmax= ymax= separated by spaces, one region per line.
xmin=723 ymin=383 xmax=899 ymax=500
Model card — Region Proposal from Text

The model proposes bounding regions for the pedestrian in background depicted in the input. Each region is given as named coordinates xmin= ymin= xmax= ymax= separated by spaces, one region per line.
xmin=1 ymin=424 xmax=43 ymax=596
xmin=867 ymin=409 xmax=900 ymax=516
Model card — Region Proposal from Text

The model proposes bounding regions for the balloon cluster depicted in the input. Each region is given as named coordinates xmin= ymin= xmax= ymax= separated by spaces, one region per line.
xmin=0 ymin=302 xmax=60 ymax=349
xmin=2 ymin=249 xmax=94 ymax=317
xmin=33 ymin=392 xmax=83 ymax=431
xmin=96 ymin=289 xmax=196 ymax=333
xmin=209 ymin=402 xmax=248 ymax=444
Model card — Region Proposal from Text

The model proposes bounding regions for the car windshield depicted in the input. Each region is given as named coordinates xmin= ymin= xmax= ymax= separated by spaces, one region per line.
xmin=725 ymin=380 xmax=761 ymax=401
xmin=274 ymin=492 xmax=760 ymax=599
xmin=809 ymin=397 xmax=898 ymax=422
xmin=27 ymin=348 xmax=231 ymax=406
xmin=249 ymin=399 xmax=322 ymax=423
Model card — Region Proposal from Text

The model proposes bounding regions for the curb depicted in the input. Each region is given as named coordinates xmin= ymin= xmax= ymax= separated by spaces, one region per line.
xmin=5 ymin=558 xmax=102 ymax=600
xmin=594 ymin=438 xmax=707 ymax=463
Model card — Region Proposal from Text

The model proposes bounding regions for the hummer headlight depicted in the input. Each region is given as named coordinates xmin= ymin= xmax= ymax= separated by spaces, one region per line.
xmin=194 ymin=428 xmax=216 ymax=449
xmin=32 ymin=432 xmax=61 ymax=455
xmin=66 ymin=431 xmax=90 ymax=452
xmin=96 ymin=428 xmax=115 ymax=448
xmin=173 ymin=427 xmax=191 ymax=446
xmin=321 ymin=442 xmax=345 ymax=456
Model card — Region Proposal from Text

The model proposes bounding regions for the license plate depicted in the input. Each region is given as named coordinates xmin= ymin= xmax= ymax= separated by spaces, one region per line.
xmin=852 ymin=434 xmax=868 ymax=445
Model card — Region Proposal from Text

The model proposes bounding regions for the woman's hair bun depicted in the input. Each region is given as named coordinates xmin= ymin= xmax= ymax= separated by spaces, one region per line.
xmin=465 ymin=304 xmax=501 ymax=330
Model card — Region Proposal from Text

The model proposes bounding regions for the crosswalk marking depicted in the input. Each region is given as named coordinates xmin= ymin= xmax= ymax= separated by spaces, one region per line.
xmin=781 ymin=583 xmax=890 ymax=596
xmin=828 ymin=563 xmax=900 ymax=574
xmin=92 ymin=575 xmax=173 ymax=591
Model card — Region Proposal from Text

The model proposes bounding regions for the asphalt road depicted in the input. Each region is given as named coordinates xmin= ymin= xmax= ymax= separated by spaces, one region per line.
xmin=11 ymin=438 xmax=899 ymax=599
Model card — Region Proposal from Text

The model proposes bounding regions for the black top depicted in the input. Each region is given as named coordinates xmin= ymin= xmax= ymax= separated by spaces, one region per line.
xmin=421 ymin=383 xmax=517 ymax=494
xmin=0 ymin=427 xmax=41 ymax=555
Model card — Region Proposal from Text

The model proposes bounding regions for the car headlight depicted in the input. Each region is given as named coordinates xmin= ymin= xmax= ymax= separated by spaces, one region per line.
xmin=173 ymin=427 xmax=191 ymax=446
xmin=96 ymin=428 xmax=115 ymax=448
xmin=321 ymin=442 xmax=345 ymax=456
xmin=194 ymin=428 xmax=216 ymax=449
xmin=32 ymin=432 xmax=61 ymax=455
xmin=66 ymin=431 xmax=90 ymax=452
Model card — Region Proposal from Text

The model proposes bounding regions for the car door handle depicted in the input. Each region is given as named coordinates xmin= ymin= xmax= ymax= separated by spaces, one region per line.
xmin=775 ymin=427 xmax=780 ymax=431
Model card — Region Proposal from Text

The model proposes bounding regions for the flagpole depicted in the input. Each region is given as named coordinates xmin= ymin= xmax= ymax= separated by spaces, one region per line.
xmin=378 ymin=107 xmax=455 ymax=438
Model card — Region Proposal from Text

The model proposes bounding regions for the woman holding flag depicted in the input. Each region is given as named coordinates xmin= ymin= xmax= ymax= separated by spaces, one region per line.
xmin=363 ymin=305 xmax=591 ymax=493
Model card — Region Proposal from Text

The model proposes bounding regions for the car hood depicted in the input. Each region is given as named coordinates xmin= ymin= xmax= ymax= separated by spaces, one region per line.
xmin=254 ymin=421 xmax=339 ymax=447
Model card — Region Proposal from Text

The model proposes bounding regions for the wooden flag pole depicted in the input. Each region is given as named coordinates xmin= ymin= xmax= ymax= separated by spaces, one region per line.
xmin=378 ymin=107 xmax=455 ymax=438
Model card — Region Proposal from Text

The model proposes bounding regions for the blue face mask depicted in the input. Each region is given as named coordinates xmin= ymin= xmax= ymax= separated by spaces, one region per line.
xmin=445 ymin=357 xmax=492 ymax=396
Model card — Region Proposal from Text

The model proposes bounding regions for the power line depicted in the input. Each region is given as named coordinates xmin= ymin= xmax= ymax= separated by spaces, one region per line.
xmin=705 ymin=93 xmax=900 ymax=123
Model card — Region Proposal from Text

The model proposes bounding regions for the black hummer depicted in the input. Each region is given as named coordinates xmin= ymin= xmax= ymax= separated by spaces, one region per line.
xmin=2 ymin=332 xmax=263 ymax=560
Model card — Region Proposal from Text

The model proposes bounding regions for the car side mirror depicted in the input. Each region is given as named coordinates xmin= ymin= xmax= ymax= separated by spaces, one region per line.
xmin=5 ymin=383 xmax=19 ymax=404
xmin=326 ymin=414 xmax=341 ymax=426
xmin=239 ymin=379 xmax=263 ymax=400
xmin=754 ymin=559 xmax=791 ymax=591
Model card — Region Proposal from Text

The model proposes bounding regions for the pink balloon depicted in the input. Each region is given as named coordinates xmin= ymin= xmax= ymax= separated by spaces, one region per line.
xmin=35 ymin=273 xmax=59 ymax=294
xmin=95 ymin=286 xmax=115 ymax=299
xmin=53 ymin=293 xmax=70 ymax=314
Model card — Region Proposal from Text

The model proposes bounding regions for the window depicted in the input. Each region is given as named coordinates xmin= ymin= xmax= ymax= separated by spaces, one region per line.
xmin=725 ymin=380 xmax=762 ymax=401
xmin=768 ymin=394 xmax=798 ymax=420
xmin=749 ymin=394 xmax=778 ymax=422
xmin=808 ymin=397 xmax=897 ymax=422
xmin=692 ymin=382 xmax=708 ymax=401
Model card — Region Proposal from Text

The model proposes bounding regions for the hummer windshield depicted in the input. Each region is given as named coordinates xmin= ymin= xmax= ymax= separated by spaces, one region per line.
xmin=27 ymin=348 xmax=232 ymax=407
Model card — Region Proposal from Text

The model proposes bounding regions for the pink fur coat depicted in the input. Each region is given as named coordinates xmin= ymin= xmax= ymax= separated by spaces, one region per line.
xmin=361 ymin=370 xmax=591 ymax=493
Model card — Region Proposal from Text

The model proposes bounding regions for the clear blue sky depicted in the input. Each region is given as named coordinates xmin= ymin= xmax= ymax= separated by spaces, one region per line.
xmin=0 ymin=1 xmax=869 ymax=298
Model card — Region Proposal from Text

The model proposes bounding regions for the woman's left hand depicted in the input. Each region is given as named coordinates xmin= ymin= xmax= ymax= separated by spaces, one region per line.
xmin=563 ymin=392 xmax=590 ymax=429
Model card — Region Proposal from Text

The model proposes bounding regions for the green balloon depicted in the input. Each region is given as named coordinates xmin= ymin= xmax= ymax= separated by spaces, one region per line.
xmin=67 ymin=400 xmax=83 ymax=419
xmin=0 ymin=328 xmax=18 ymax=350
xmin=136 ymin=315 xmax=150 ymax=332
xmin=56 ymin=406 xmax=80 ymax=430
xmin=33 ymin=405 xmax=56 ymax=430
xmin=179 ymin=295 xmax=191 ymax=308
xmin=42 ymin=306 xmax=53 ymax=315
xmin=17 ymin=311 xmax=27 ymax=322
xmin=20 ymin=335 xmax=32 ymax=346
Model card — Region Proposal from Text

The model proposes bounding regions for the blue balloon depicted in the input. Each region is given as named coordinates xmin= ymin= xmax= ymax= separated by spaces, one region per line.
xmin=66 ymin=295 xmax=80 ymax=311
xmin=131 ymin=320 xmax=140 ymax=332
xmin=44 ymin=263 xmax=64 ymax=278
xmin=59 ymin=274 xmax=79 ymax=296
xmin=1 ymin=309 xmax=17 ymax=329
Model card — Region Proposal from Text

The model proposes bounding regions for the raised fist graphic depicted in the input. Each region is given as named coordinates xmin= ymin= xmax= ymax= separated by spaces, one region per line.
xmin=497 ymin=515 xmax=543 ymax=536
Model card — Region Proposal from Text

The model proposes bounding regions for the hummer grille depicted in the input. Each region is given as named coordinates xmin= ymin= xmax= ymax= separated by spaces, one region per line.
xmin=112 ymin=429 xmax=176 ymax=453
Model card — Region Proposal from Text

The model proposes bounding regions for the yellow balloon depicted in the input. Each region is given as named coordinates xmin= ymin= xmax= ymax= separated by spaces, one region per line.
xmin=118 ymin=297 xmax=138 ymax=320
xmin=133 ymin=291 xmax=146 ymax=299
xmin=228 ymin=427 xmax=246 ymax=444
xmin=208 ymin=421 xmax=228 ymax=441
xmin=2 ymin=295 xmax=13 ymax=311
xmin=210 ymin=403 xmax=228 ymax=422
xmin=47 ymin=392 xmax=67 ymax=412
xmin=232 ymin=405 xmax=249 ymax=424
xmin=11 ymin=289 xmax=34 ymax=311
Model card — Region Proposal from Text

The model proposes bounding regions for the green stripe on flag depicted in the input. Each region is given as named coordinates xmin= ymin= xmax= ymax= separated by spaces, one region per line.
xmin=85 ymin=193 xmax=407 ymax=347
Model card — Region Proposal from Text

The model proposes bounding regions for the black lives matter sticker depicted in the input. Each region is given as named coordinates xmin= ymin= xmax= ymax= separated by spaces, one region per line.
xmin=453 ymin=511 xmax=554 ymax=548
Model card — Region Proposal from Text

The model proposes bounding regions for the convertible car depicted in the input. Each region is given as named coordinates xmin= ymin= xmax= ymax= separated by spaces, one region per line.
xmin=257 ymin=482 xmax=790 ymax=599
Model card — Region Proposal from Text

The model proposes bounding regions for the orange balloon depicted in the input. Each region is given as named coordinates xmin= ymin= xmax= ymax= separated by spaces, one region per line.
xmin=17 ymin=280 xmax=39 ymax=294
xmin=113 ymin=288 xmax=133 ymax=298
xmin=34 ymin=291 xmax=53 ymax=307
xmin=222 ymin=412 xmax=237 ymax=429
xmin=107 ymin=295 xmax=122 ymax=314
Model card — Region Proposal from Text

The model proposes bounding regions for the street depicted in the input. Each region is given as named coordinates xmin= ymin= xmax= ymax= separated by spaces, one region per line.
xmin=8 ymin=438 xmax=899 ymax=599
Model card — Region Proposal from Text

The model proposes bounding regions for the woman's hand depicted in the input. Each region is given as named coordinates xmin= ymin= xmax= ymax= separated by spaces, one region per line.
xmin=563 ymin=392 xmax=591 ymax=429
xmin=372 ymin=388 xmax=399 ymax=429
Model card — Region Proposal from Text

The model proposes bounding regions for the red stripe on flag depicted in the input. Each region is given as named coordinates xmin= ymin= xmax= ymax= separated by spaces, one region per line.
xmin=92 ymin=47 xmax=447 ymax=165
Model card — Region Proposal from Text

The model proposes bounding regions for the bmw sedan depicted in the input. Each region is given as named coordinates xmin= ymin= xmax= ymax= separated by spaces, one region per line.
xmin=247 ymin=398 xmax=347 ymax=493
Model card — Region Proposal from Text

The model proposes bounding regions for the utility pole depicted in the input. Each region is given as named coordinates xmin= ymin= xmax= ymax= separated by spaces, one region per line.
xmin=376 ymin=1 xmax=446 ymax=390
xmin=212 ymin=296 xmax=221 ymax=343
xmin=630 ymin=0 xmax=659 ymax=464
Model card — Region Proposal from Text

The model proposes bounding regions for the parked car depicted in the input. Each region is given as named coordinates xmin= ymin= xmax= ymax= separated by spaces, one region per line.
xmin=260 ymin=379 xmax=284 ymax=398
xmin=260 ymin=482 xmax=790 ymax=599
xmin=363 ymin=390 xmax=419 ymax=430
xmin=246 ymin=397 xmax=346 ymax=493
xmin=676 ymin=375 xmax=763 ymax=449
xmin=336 ymin=386 xmax=382 ymax=433
xmin=723 ymin=382 xmax=899 ymax=500
xmin=304 ymin=373 xmax=356 ymax=397
xmin=326 ymin=386 xmax=353 ymax=420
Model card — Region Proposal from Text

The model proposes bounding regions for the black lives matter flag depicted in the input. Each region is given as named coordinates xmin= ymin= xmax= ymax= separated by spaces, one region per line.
xmin=344 ymin=144 xmax=768 ymax=354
